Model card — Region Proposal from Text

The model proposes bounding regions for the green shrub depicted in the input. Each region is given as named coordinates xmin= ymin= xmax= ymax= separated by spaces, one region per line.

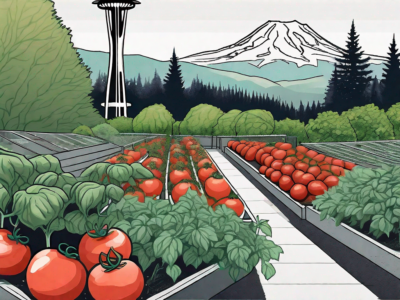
xmin=92 ymin=123 xmax=119 ymax=141
xmin=133 ymin=104 xmax=175 ymax=134
xmin=212 ymin=110 xmax=241 ymax=136
xmin=0 ymin=0 xmax=103 ymax=132
xmin=342 ymin=104 xmax=394 ymax=141
xmin=73 ymin=125 xmax=94 ymax=136
xmin=387 ymin=103 xmax=400 ymax=139
xmin=313 ymin=165 xmax=400 ymax=240
xmin=180 ymin=104 xmax=224 ymax=135
xmin=274 ymin=119 xmax=309 ymax=143
xmin=235 ymin=110 xmax=274 ymax=136
xmin=107 ymin=117 xmax=134 ymax=133
xmin=173 ymin=121 xmax=181 ymax=135
xmin=306 ymin=111 xmax=356 ymax=142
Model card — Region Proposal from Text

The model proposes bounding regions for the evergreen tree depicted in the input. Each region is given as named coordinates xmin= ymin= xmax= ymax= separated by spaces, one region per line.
xmin=150 ymin=70 xmax=164 ymax=96
xmin=335 ymin=20 xmax=372 ymax=112
xmin=370 ymin=76 xmax=383 ymax=106
xmin=164 ymin=48 xmax=186 ymax=120
xmin=381 ymin=35 xmax=400 ymax=110
xmin=298 ymin=101 xmax=305 ymax=123
xmin=324 ymin=64 xmax=339 ymax=110
xmin=305 ymin=102 xmax=312 ymax=121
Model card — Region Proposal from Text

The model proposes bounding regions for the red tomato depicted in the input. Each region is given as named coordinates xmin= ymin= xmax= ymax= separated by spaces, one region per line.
xmin=296 ymin=146 xmax=309 ymax=153
xmin=263 ymin=146 xmax=275 ymax=154
xmin=302 ymin=157 xmax=310 ymax=164
xmin=286 ymin=149 xmax=296 ymax=156
xmin=316 ymin=171 xmax=334 ymax=181
xmin=302 ymin=195 xmax=316 ymax=205
xmin=231 ymin=141 xmax=241 ymax=151
xmin=331 ymin=166 xmax=344 ymax=176
xmin=27 ymin=247 xmax=86 ymax=300
xmin=0 ymin=229 xmax=31 ymax=275
xmin=89 ymin=249 xmax=144 ymax=300
xmin=259 ymin=166 xmax=268 ymax=174
xmin=205 ymin=177 xmax=231 ymax=200
xmin=198 ymin=168 xmax=215 ymax=183
xmin=324 ymin=176 xmax=339 ymax=187
xmin=275 ymin=142 xmax=284 ymax=148
xmin=313 ymin=154 xmax=325 ymax=162
xmin=324 ymin=156 xmax=333 ymax=164
xmin=299 ymin=173 xmax=316 ymax=186
xmin=306 ymin=150 xmax=318 ymax=158
xmin=279 ymin=175 xmax=294 ymax=191
xmin=270 ymin=171 xmax=282 ymax=183
xmin=125 ymin=191 xmax=145 ymax=203
xmin=116 ymin=154 xmax=135 ymax=164
xmin=198 ymin=158 xmax=212 ymax=168
xmin=264 ymin=156 xmax=275 ymax=167
xmin=142 ymin=157 xmax=163 ymax=168
xmin=332 ymin=159 xmax=345 ymax=167
xmin=172 ymin=183 xmax=201 ymax=203
xmin=273 ymin=150 xmax=287 ymax=160
xmin=240 ymin=146 xmax=250 ymax=157
xmin=213 ymin=198 xmax=245 ymax=217
xmin=255 ymin=149 xmax=266 ymax=164
xmin=128 ymin=151 xmax=141 ymax=161
xmin=307 ymin=166 xmax=321 ymax=178
xmin=185 ymin=142 xmax=194 ymax=150
xmin=345 ymin=161 xmax=357 ymax=170
xmin=79 ymin=228 xmax=132 ymax=272
xmin=295 ymin=161 xmax=309 ymax=172
xmin=308 ymin=181 xmax=328 ymax=196
xmin=281 ymin=164 xmax=295 ymax=176
xmin=124 ymin=150 xmax=130 ymax=155
xmin=260 ymin=153 xmax=271 ymax=164
xmin=139 ymin=148 xmax=147 ymax=157
xmin=278 ymin=143 xmax=293 ymax=150
xmin=296 ymin=152 xmax=305 ymax=160
xmin=189 ymin=150 xmax=197 ymax=156
xmin=170 ymin=170 xmax=192 ymax=185
xmin=228 ymin=141 xmax=235 ymax=148
xmin=207 ymin=197 xmax=216 ymax=206
xmin=290 ymin=184 xmax=308 ymax=201
xmin=236 ymin=144 xmax=246 ymax=154
xmin=292 ymin=170 xmax=305 ymax=184
xmin=265 ymin=168 xmax=274 ymax=178
xmin=245 ymin=147 xmax=258 ymax=161
xmin=271 ymin=148 xmax=279 ymax=157
xmin=138 ymin=179 xmax=163 ymax=197
xmin=271 ymin=160 xmax=283 ymax=171
xmin=284 ymin=157 xmax=298 ymax=165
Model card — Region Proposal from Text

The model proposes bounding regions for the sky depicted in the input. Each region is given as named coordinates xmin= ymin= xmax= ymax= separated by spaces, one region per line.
xmin=53 ymin=0 xmax=400 ymax=60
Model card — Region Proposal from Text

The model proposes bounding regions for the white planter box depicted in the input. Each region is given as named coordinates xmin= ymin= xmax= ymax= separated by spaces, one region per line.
xmin=224 ymin=147 xmax=306 ymax=219
xmin=306 ymin=206 xmax=400 ymax=280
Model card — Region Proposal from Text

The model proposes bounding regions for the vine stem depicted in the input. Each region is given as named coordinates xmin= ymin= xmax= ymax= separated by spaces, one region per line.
xmin=0 ymin=212 xmax=3 ymax=229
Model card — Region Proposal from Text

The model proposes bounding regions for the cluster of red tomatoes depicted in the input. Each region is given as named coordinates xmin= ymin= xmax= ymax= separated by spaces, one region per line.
xmin=175 ymin=137 xmax=245 ymax=217
xmin=228 ymin=140 xmax=356 ymax=204
xmin=0 ymin=227 xmax=143 ymax=300
xmin=106 ymin=148 xmax=147 ymax=164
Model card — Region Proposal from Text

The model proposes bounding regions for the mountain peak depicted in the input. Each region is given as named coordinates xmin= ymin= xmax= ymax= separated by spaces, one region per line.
xmin=182 ymin=20 xmax=345 ymax=67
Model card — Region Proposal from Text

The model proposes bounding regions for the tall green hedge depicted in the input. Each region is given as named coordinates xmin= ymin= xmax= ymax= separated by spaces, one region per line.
xmin=235 ymin=110 xmax=274 ymax=135
xmin=342 ymin=104 xmax=394 ymax=141
xmin=0 ymin=0 xmax=103 ymax=132
xmin=180 ymin=104 xmax=224 ymax=135
xmin=306 ymin=111 xmax=357 ymax=142
xmin=92 ymin=123 xmax=119 ymax=141
xmin=173 ymin=121 xmax=181 ymax=135
xmin=212 ymin=110 xmax=241 ymax=136
xmin=107 ymin=117 xmax=134 ymax=133
xmin=386 ymin=103 xmax=400 ymax=139
xmin=133 ymin=104 xmax=175 ymax=134
xmin=274 ymin=119 xmax=309 ymax=143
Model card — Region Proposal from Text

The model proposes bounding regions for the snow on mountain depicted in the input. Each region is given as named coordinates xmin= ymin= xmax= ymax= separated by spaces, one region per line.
xmin=182 ymin=20 xmax=346 ymax=67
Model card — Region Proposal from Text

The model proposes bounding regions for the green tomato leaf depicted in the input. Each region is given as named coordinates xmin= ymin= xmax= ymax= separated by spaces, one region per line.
xmin=129 ymin=215 xmax=153 ymax=244
xmin=30 ymin=155 xmax=62 ymax=175
xmin=0 ymin=184 xmax=11 ymax=212
xmin=166 ymin=265 xmax=181 ymax=283
xmin=183 ymin=247 xmax=202 ymax=268
xmin=107 ymin=164 xmax=133 ymax=185
xmin=134 ymin=243 xmax=156 ymax=272
xmin=227 ymin=240 xmax=251 ymax=270
xmin=229 ymin=266 xmax=241 ymax=282
xmin=48 ymin=218 xmax=65 ymax=233
xmin=258 ymin=220 xmax=272 ymax=237
xmin=131 ymin=163 xmax=154 ymax=179
xmin=71 ymin=182 xmax=106 ymax=216
xmin=65 ymin=210 xmax=88 ymax=235
xmin=261 ymin=261 xmax=276 ymax=280
xmin=79 ymin=163 xmax=110 ymax=184
xmin=114 ymin=220 xmax=131 ymax=234
xmin=105 ymin=184 xmax=124 ymax=202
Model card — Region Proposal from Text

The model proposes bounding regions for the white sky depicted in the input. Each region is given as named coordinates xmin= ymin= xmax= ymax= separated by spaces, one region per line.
xmin=53 ymin=0 xmax=400 ymax=60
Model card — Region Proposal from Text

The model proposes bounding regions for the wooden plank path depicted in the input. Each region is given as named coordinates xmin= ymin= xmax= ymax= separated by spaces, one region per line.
xmin=207 ymin=149 xmax=378 ymax=300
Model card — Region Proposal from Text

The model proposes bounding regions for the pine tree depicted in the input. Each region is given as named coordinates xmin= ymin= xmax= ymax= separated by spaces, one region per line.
xmin=305 ymin=102 xmax=312 ymax=121
xmin=164 ymin=48 xmax=186 ymax=120
xmin=150 ymin=70 xmax=164 ymax=96
xmin=335 ymin=20 xmax=372 ymax=113
xmin=381 ymin=35 xmax=400 ymax=110
xmin=298 ymin=101 xmax=305 ymax=122
xmin=324 ymin=64 xmax=339 ymax=110
xmin=370 ymin=76 xmax=383 ymax=106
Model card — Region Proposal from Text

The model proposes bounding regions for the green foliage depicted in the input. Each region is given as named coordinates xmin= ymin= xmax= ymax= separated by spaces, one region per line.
xmin=180 ymin=104 xmax=224 ymax=135
xmin=235 ymin=110 xmax=274 ymax=136
xmin=306 ymin=111 xmax=356 ymax=142
xmin=342 ymin=104 xmax=394 ymax=141
xmin=107 ymin=117 xmax=134 ymax=133
xmin=386 ymin=103 xmax=400 ymax=139
xmin=73 ymin=125 xmax=95 ymax=137
xmin=273 ymin=119 xmax=309 ymax=143
xmin=114 ymin=189 xmax=283 ymax=283
xmin=173 ymin=121 xmax=181 ymax=135
xmin=133 ymin=104 xmax=175 ymax=134
xmin=92 ymin=123 xmax=120 ymax=141
xmin=313 ymin=165 xmax=400 ymax=240
xmin=0 ymin=0 xmax=103 ymax=132
xmin=213 ymin=110 xmax=242 ymax=136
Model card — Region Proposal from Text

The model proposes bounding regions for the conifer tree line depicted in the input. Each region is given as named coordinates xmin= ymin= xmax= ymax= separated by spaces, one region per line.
xmin=324 ymin=21 xmax=400 ymax=112
xmin=91 ymin=48 xmax=324 ymax=123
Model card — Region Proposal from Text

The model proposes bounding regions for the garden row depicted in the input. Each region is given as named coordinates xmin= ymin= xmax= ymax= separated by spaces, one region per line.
xmin=0 ymin=138 xmax=282 ymax=299
xmin=224 ymin=139 xmax=400 ymax=281
xmin=74 ymin=102 xmax=400 ymax=144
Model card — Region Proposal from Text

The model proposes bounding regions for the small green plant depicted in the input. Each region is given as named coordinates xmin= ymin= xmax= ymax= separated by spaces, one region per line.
xmin=73 ymin=125 xmax=95 ymax=136
xmin=92 ymin=123 xmax=120 ymax=141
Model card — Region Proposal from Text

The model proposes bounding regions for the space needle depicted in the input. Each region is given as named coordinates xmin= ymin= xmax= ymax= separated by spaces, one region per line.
xmin=93 ymin=0 xmax=140 ymax=119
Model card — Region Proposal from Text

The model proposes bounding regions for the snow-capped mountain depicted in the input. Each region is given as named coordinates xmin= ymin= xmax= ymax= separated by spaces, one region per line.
xmin=182 ymin=20 xmax=346 ymax=67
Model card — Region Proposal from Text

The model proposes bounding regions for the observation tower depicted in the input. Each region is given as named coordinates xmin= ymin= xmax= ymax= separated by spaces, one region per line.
xmin=93 ymin=0 xmax=140 ymax=119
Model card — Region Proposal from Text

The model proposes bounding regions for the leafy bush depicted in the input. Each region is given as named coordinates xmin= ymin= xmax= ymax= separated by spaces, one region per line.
xmin=306 ymin=111 xmax=356 ymax=142
xmin=273 ymin=119 xmax=309 ymax=143
xmin=313 ymin=165 xmax=400 ymax=240
xmin=235 ymin=110 xmax=274 ymax=136
xmin=180 ymin=104 xmax=224 ymax=135
xmin=173 ymin=121 xmax=181 ymax=135
xmin=387 ymin=103 xmax=400 ymax=139
xmin=212 ymin=110 xmax=242 ymax=136
xmin=342 ymin=104 xmax=394 ymax=141
xmin=107 ymin=117 xmax=134 ymax=133
xmin=73 ymin=125 xmax=94 ymax=137
xmin=92 ymin=123 xmax=120 ymax=141
xmin=133 ymin=104 xmax=175 ymax=134
xmin=0 ymin=0 xmax=103 ymax=132
xmin=113 ymin=189 xmax=282 ymax=283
